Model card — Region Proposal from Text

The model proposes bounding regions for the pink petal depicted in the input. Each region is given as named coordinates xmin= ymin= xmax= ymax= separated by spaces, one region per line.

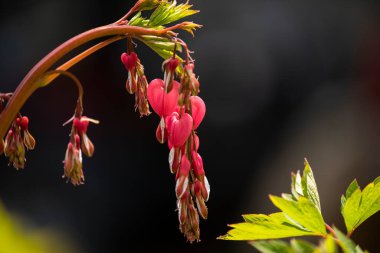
xmin=190 ymin=96 xmax=206 ymax=129
xmin=167 ymin=112 xmax=193 ymax=147
xmin=147 ymin=79 xmax=180 ymax=117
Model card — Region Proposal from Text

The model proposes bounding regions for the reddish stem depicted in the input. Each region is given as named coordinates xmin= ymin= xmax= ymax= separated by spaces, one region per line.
xmin=0 ymin=22 xmax=188 ymax=139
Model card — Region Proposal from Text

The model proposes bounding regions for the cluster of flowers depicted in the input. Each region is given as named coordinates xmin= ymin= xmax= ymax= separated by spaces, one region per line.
xmin=63 ymin=116 xmax=98 ymax=186
xmin=121 ymin=51 xmax=210 ymax=242
xmin=0 ymin=108 xmax=35 ymax=170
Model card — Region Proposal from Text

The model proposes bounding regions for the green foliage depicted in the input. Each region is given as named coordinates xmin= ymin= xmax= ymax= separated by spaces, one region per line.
xmin=341 ymin=177 xmax=380 ymax=235
xmin=128 ymin=1 xmax=201 ymax=72
xmin=251 ymin=236 xmax=339 ymax=253
xmin=334 ymin=227 xmax=368 ymax=253
xmin=219 ymin=159 xmax=378 ymax=253
xmin=218 ymin=212 xmax=317 ymax=240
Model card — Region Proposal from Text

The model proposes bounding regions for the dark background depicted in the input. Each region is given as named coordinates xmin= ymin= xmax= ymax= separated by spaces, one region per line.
xmin=1 ymin=1 xmax=380 ymax=252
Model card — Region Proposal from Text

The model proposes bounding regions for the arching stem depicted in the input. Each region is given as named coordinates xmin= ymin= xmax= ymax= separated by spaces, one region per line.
xmin=0 ymin=22 xmax=188 ymax=139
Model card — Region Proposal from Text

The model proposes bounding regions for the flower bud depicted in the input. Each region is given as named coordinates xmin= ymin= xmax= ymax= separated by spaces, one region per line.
xmin=63 ymin=142 xmax=84 ymax=186
xmin=168 ymin=147 xmax=180 ymax=174
xmin=191 ymin=151 xmax=204 ymax=178
xmin=121 ymin=52 xmax=138 ymax=71
xmin=193 ymin=180 xmax=208 ymax=219
xmin=23 ymin=130 xmax=36 ymax=150
xmin=156 ymin=118 xmax=167 ymax=144
xmin=175 ymin=155 xmax=190 ymax=199
xmin=81 ymin=133 xmax=94 ymax=157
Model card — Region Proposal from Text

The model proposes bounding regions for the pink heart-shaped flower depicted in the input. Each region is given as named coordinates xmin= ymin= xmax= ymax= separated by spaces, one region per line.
xmin=190 ymin=96 xmax=206 ymax=129
xmin=147 ymin=79 xmax=180 ymax=117
xmin=166 ymin=112 xmax=193 ymax=148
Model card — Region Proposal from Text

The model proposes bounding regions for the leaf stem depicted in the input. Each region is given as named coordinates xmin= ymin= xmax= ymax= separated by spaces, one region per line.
xmin=325 ymin=223 xmax=337 ymax=238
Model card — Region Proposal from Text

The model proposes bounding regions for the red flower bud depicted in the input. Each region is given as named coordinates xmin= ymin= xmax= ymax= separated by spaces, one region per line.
xmin=168 ymin=147 xmax=180 ymax=174
xmin=193 ymin=180 xmax=208 ymax=219
xmin=155 ymin=117 xmax=167 ymax=144
xmin=81 ymin=133 xmax=94 ymax=157
xmin=191 ymin=151 xmax=204 ymax=178
xmin=167 ymin=58 xmax=179 ymax=72
xmin=17 ymin=116 xmax=29 ymax=131
xmin=175 ymin=155 xmax=191 ymax=199
xmin=121 ymin=52 xmax=138 ymax=71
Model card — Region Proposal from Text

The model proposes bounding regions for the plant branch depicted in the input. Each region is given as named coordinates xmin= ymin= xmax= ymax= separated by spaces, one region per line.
xmin=40 ymin=35 xmax=126 ymax=87
xmin=0 ymin=23 xmax=186 ymax=139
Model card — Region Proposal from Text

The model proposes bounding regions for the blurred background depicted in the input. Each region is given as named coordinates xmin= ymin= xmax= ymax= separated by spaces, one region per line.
xmin=1 ymin=0 xmax=380 ymax=252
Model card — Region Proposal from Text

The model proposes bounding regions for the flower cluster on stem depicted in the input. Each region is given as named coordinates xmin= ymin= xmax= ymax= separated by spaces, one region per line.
xmin=121 ymin=41 xmax=209 ymax=241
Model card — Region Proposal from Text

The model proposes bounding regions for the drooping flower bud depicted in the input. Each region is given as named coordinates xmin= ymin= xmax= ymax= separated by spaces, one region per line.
xmin=81 ymin=132 xmax=94 ymax=157
xmin=121 ymin=52 xmax=138 ymax=71
xmin=4 ymin=129 xmax=26 ymax=169
xmin=23 ymin=130 xmax=36 ymax=150
xmin=166 ymin=112 xmax=193 ymax=148
xmin=168 ymin=147 xmax=181 ymax=174
xmin=73 ymin=116 xmax=98 ymax=157
xmin=177 ymin=190 xmax=189 ymax=224
xmin=163 ymin=58 xmax=179 ymax=92
xmin=189 ymin=96 xmax=206 ymax=130
xmin=175 ymin=155 xmax=191 ymax=199
xmin=63 ymin=142 xmax=84 ymax=186
xmin=155 ymin=117 xmax=167 ymax=144
xmin=191 ymin=151 xmax=204 ymax=177
xmin=193 ymin=180 xmax=208 ymax=219
xmin=121 ymin=52 xmax=139 ymax=94
xmin=179 ymin=201 xmax=200 ymax=243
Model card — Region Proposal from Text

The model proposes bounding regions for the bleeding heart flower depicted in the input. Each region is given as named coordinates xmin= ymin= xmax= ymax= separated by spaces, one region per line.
xmin=166 ymin=112 xmax=193 ymax=148
xmin=147 ymin=79 xmax=180 ymax=117
xmin=121 ymin=52 xmax=138 ymax=71
xmin=190 ymin=96 xmax=206 ymax=129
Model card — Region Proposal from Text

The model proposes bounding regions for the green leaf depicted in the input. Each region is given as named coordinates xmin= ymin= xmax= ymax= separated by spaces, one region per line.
xmin=290 ymin=239 xmax=315 ymax=253
xmin=341 ymin=177 xmax=380 ymax=234
xmin=137 ymin=35 xmax=184 ymax=74
xmin=302 ymin=159 xmax=321 ymax=212
xmin=149 ymin=1 xmax=199 ymax=27
xmin=291 ymin=171 xmax=303 ymax=199
xmin=251 ymin=239 xmax=316 ymax=253
xmin=218 ymin=212 xmax=317 ymax=241
xmin=251 ymin=240 xmax=293 ymax=253
xmin=270 ymin=196 xmax=327 ymax=235
xmin=334 ymin=227 xmax=368 ymax=253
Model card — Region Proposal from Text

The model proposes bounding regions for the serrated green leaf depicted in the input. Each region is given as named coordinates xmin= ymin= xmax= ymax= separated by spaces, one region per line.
xmin=149 ymin=1 xmax=199 ymax=27
xmin=282 ymin=193 xmax=296 ymax=201
xmin=334 ymin=227 xmax=367 ymax=253
xmin=219 ymin=212 xmax=317 ymax=241
xmin=295 ymin=171 xmax=303 ymax=197
xmin=270 ymin=196 xmax=327 ymax=235
xmin=137 ymin=35 xmax=184 ymax=74
xmin=341 ymin=178 xmax=380 ymax=234
xmin=346 ymin=180 xmax=360 ymax=199
xmin=302 ymin=159 xmax=321 ymax=212
xmin=251 ymin=240 xmax=294 ymax=253
xmin=251 ymin=239 xmax=317 ymax=253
